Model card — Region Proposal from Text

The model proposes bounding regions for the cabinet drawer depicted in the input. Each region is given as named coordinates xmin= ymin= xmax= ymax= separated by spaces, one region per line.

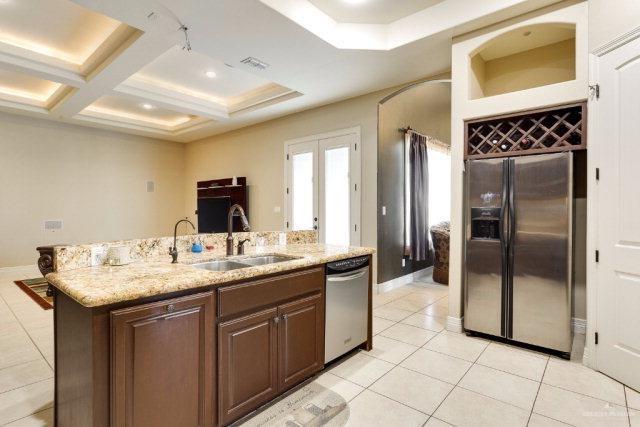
xmin=217 ymin=267 xmax=324 ymax=318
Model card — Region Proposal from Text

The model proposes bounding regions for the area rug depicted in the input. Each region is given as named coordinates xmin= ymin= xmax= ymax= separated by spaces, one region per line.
xmin=13 ymin=278 xmax=53 ymax=310
xmin=241 ymin=380 xmax=349 ymax=426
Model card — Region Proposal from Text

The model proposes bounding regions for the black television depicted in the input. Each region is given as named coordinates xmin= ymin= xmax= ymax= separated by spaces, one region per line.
xmin=197 ymin=196 xmax=231 ymax=233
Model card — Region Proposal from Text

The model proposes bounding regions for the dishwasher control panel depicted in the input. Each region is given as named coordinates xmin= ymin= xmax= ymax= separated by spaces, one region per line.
xmin=327 ymin=256 xmax=370 ymax=274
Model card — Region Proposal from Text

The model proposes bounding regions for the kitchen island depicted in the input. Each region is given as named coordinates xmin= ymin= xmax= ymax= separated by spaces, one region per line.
xmin=46 ymin=242 xmax=374 ymax=427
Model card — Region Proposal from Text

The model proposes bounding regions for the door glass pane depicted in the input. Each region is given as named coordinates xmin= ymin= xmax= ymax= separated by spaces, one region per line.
xmin=324 ymin=146 xmax=350 ymax=246
xmin=291 ymin=152 xmax=314 ymax=230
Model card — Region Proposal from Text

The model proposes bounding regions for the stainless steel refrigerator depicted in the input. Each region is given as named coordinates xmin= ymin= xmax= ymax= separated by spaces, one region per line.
xmin=464 ymin=152 xmax=572 ymax=356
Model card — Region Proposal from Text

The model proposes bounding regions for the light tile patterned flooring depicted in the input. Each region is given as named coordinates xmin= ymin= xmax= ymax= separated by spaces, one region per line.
xmin=243 ymin=272 xmax=639 ymax=426
xmin=0 ymin=266 xmax=638 ymax=426
xmin=0 ymin=265 xmax=53 ymax=426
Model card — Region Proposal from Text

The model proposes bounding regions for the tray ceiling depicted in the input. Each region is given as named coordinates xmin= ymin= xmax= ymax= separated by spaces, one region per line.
xmin=0 ymin=0 xmax=564 ymax=142
xmin=308 ymin=0 xmax=445 ymax=24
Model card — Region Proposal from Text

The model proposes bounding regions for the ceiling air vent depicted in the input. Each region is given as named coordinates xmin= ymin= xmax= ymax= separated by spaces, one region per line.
xmin=240 ymin=57 xmax=269 ymax=70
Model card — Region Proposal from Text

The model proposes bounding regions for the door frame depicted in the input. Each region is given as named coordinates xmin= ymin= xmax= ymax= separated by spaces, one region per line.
xmin=283 ymin=126 xmax=362 ymax=245
xmin=585 ymin=26 xmax=640 ymax=371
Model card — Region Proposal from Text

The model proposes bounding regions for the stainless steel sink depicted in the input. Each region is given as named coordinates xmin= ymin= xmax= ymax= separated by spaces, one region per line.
xmin=191 ymin=260 xmax=250 ymax=272
xmin=240 ymin=255 xmax=300 ymax=266
xmin=191 ymin=255 xmax=300 ymax=271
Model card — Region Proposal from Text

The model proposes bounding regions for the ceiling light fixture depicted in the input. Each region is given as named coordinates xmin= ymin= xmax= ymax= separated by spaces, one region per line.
xmin=141 ymin=103 xmax=155 ymax=110
xmin=205 ymin=70 xmax=217 ymax=78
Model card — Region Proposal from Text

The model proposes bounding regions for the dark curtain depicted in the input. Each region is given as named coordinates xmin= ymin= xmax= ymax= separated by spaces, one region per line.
xmin=408 ymin=131 xmax=431 ymax=261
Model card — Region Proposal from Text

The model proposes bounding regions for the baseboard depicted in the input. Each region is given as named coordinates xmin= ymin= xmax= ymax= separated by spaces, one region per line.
xmin=446 ymin=316 xmax=463 ymax=333
xmin=377 ymin=267 xmax=433 ymax=294
xmin=572 ymin=317 xmax=586 ymax=335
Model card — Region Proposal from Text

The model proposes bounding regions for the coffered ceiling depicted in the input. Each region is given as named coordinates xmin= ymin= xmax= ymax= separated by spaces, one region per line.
xmin=0 ymin=0 xmax=563 ymax=142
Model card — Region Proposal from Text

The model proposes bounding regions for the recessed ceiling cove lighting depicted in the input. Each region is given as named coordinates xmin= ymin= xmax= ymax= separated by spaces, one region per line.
xmin=141 ymin=103 xmax=155 ymax=110
xmin=205 ymin=70 xmax=217 ymax=78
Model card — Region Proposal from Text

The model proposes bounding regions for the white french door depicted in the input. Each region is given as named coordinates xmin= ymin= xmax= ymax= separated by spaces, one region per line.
xmin=594 ymin=35 xmax=640 ymax=390
xmin=284 ymin=129 xmax=361 ymax=246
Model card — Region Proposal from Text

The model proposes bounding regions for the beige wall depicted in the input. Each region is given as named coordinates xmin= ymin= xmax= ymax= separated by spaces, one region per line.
xmin=184 ymin=75 xmax=449 ymax=279
xmin=450 ymin=0 xmax=588 ymax=330
xmin=377 ymin=81 xmax=451 ymax=283
xmin=184 ymin=92 xmax=380 ymax=253
xmin=0 ymin=112 xmax=185 ymax=268
xmin=589 ymin=0 xmax=640 ymax=49
xmin=482 ymin=38 xmax=576 ymax=97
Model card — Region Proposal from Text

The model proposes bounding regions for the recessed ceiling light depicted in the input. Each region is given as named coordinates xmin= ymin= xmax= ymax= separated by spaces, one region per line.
xmin=204 ymin=70 xmax=217 ymax=78
xmin=141 ymin=103 xmax=155 ymax=110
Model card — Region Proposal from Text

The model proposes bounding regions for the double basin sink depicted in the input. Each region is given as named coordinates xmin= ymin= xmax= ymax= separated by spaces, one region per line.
xmin=191 ymin=255 xmax=300 ymax=272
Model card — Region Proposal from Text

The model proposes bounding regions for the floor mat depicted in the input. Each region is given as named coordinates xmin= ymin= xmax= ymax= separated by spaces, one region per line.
xmin=13 ymin=278 xmax=53 ymax=310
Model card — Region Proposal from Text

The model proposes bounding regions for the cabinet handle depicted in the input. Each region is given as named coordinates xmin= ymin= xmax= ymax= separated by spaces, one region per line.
xmin=166 ymin=304 xmax=175 ymax=313
xmin=273 ymin=316 xmax=279 ymax=325
xmin=282 ymin=314 xmax=288 ymax=322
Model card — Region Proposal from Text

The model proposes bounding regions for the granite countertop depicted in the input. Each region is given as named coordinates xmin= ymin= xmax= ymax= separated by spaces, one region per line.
xmin=46 ymin=244 xmax=375 ymax=308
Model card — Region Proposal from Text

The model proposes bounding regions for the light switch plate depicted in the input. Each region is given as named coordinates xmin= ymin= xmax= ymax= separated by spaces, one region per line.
xmin=273 ymin=206 xmax=281 ymax=213
xmin=91 ymin=246 xmax=106 ymax=267
xmin=401 ymin=258 xmax=406 ymax=267
xmin=382 ymin=206 xmax=386 ymax=216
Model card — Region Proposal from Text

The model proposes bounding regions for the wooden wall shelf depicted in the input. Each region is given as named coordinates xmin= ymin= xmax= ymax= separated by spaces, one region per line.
xmin=465 ymin=101 xmax=587 ymax=159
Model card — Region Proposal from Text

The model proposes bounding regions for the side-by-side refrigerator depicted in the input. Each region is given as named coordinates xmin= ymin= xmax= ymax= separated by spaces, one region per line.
xmin=464 ymin=152 xmax=572 ymax=356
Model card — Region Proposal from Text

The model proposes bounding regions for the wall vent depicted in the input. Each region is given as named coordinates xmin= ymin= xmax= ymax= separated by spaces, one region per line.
xmin=44 ymin=220 xmax=63 ymax=231
xmin=240 ymin=57 xmax=269 ymax=70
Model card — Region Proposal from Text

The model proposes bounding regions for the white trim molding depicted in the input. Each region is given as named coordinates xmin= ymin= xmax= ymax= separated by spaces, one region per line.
xmin=592 ymin=25 xmax=640 ymax=57
xmin=376 ymin=267 xmax=433 ymax=294
xmin=572 ymin=317 xmax=586 ymax=335
xmin=446 ymin=316 xmax=464 ymax=333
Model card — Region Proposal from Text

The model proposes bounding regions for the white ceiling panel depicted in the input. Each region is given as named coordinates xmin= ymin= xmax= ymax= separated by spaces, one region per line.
xmin=84 ymin=95 xmax=198 ymax=128
xmin=308 ymin=0 xmax=445 ymax=24
xmin=0 ymin=0 xmax=121 ymax=65
xmin=129 ymin=46 xmax=276 ymax=104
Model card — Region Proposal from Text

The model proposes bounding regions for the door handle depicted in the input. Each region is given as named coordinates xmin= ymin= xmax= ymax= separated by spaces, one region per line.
xmin=282 ymin=314 xmax=288 ymax=322
xmin=327 ymin=270 xmax=368 ymax=282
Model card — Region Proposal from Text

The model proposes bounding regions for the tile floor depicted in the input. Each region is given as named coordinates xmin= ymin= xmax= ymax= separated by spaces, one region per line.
xmin=0 ymin=266 xmax=637 ymax=426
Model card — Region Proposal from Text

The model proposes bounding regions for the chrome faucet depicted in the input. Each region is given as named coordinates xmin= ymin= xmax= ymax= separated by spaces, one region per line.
xmin=227 ymin=204 xmax=251 ymax=256
xmin=170 ymin=218 xmax=196 ymax=263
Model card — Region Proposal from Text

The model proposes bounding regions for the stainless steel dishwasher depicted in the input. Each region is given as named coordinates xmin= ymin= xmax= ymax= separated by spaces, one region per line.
xmin=325 ymin=256 xmax=370 ymax=363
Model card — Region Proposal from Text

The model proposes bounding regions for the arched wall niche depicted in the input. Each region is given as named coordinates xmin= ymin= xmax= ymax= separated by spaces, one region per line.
xmin=469 ymin=22 xmax=577 ymax=99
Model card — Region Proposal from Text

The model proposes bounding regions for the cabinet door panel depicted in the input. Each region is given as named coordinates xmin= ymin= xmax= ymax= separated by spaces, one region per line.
xmin=278 ymin=293 xmax=324 ymax=390
xmin=111 ymin=292 xmax=214 ymax=427
xmin=218 ymin=307 xmax=278 ymax=425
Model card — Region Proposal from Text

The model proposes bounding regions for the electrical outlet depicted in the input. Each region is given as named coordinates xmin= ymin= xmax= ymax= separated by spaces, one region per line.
xmin=91 ymin=246 xmax=106 ymax=267
xmin=402 ymin=258 xmax=406 ymax=267
xmin=273 ymin=206 xmax=281 ymax=213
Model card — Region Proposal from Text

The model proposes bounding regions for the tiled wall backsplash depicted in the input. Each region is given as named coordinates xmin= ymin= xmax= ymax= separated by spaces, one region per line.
xmin=53 ymin=230 xmax=318 ymax=272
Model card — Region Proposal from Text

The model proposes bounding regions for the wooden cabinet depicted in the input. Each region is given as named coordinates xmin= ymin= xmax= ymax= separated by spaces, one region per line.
xmin=218 ymin=292 xmax=324 ymax=425
xmin=111 ymin=292 xmax=215 ymax=427
xmin=218 ymin=307 xmax=279 ymax=426
xmin=278 ymin=293 xmax=323 ymax=391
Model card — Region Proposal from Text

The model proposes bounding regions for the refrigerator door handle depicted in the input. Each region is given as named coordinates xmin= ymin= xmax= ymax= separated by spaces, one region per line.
xmin=500 ymin=159 xmax=509 ymax=337
xmin=507 ymin=158 xmax=516 ymax=338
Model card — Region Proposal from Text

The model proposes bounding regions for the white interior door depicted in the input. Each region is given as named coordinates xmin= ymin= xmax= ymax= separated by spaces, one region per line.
xmin=319 ymin=133 xmax=361 ymax=246
xmin=595 ymin=36 xmax=640 ymax=390
xmin=286 ymin=141 xmax=318 ymax=232
xmin=285 ymin=130 xmax=361 ymax=246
